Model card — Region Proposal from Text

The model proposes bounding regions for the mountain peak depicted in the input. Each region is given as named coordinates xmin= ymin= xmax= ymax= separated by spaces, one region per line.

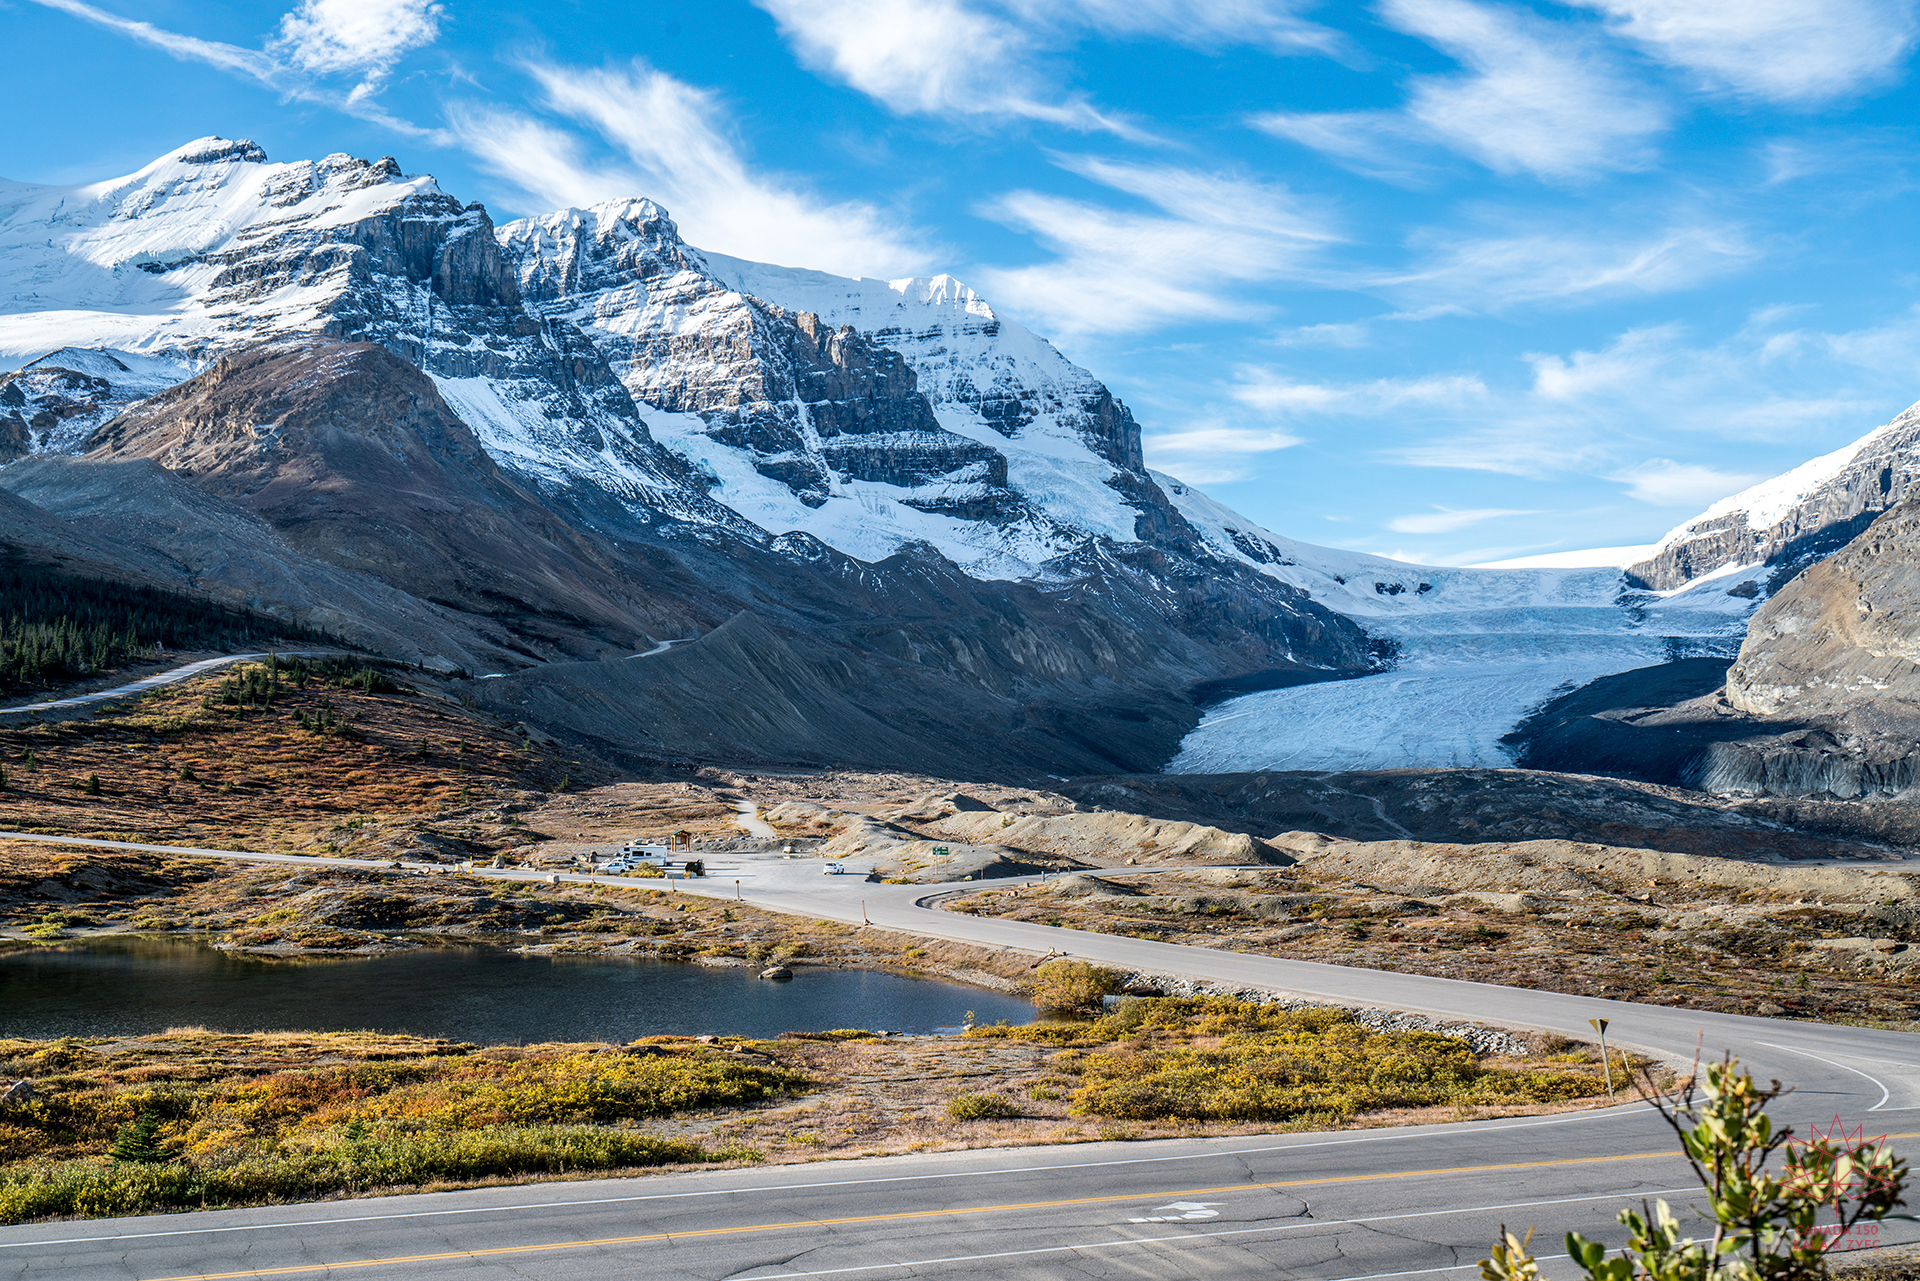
xmin=167 ymin=137 xmax=269 ymax=167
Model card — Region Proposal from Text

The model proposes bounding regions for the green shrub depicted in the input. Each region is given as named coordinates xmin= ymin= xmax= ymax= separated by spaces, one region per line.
xmin=1029 ymin=959 xmax=1123 ymax=1013
xmin=107 ymin=1111 xmax=167 ymax=1163
xmin=1482 ymin=1058 xmax=1908 ymax=1281
xmin=947 ymin=1093 xmax=1021 ymax=1120
xmin=0 ymin=1126 xmax=732 ymax=1223
xmin=971 ymin=999 xmax=1605 ymax=1124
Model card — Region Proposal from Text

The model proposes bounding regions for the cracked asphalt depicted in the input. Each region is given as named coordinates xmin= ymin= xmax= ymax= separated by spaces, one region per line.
xmin=2 ymin=838 xmax=1918 ymax=1280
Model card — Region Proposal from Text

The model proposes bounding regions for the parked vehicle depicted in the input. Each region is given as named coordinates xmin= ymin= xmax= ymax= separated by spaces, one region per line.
xmin=823 ymin=862 xmax=846 ymax=875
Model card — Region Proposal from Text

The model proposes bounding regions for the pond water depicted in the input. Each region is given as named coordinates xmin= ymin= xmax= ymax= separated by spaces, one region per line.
xmin=0 ymin=937 xmax=1035 ymax=1043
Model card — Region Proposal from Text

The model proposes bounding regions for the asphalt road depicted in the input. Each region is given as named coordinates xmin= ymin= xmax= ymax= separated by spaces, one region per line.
xmin=2 ymin=839 xmax=1917 ymax=1280
xmin=0 ymin=652 xmax=352 ymax=717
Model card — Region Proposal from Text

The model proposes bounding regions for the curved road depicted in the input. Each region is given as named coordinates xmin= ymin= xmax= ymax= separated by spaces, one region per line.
xmin=0 ymin=651 xmax=351 ymax=717
xmin=1 ymin=837 xmax=1915 ymax=1281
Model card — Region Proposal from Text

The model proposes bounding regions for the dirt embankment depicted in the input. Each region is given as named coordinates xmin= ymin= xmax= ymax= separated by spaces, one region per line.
xmin=749 ymin=789 xmax=1290 ymax=882
xmin=1059 ymin=768 xmax=1912 ymax=862
xmin=945 ymin=837 xmax=1920 ymax=1028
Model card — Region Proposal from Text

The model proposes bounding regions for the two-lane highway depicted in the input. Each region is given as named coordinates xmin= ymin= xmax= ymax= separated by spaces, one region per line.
xmin=1 ymin=835 xmax=1916 ymax=1279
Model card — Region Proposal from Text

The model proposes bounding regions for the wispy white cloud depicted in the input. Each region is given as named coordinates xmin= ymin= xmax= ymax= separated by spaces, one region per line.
xmin=1012 ymin=0 xmax=1344 ymax=53
xmin=26 ymin=0 xmax=443 ymax=134
xmin=1396 ymin=421 xmax=1611 ymax=477
xmin=1231 ymin=367 xmax=1487 ymax=413
xmin=1385 ymin=0 xmax=1667 ymax=178
xmin=1387 ymin=506 xmax=1539 ymax=533
xmin=1135 ymin=368 xmax=1487 ymax=485
xmin=1611 ymin=458 xmax=1764 ymax=506
xmin=1250 ymin=111 xmax=1437 ymax=185
xmin=753 ymin=0 xmax=1340 ymax=130
xmin=1388 ymin=217 xmax=1751 ymax=308
xmin=1272 ymin=321 xmax=1373 ymax=347
xmin=1389 ymin=307 xmax=1920 ymax=485
xmin=974 ymin=158 xmax=1341 ymax=337
xmin=751 ymin=0 xmax=1118 ymax=130
xmin=451 ymin=61 xmax=930 ymax=277
xmin=1570 ymin=0 xmax=1918 ymax=103
xmin=29 ymin=0 xmax=280 ymax=83
xmin=1259 ymin=0 xmax=1667 ymax=181
xmin=1143 ymin=420 xmax=1305 ymax=484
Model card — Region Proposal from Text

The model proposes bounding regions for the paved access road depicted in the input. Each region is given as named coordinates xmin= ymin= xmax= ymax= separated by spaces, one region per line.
xmin=1 ymin=839 xmax=1916 ymax=1281
xmin=0 ymin=652 xmax=351 ymax=716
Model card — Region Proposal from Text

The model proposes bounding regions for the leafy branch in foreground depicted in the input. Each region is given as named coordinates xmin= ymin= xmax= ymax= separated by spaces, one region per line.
xmin=1481 ymin=1057 xmax=1908 ymax=1281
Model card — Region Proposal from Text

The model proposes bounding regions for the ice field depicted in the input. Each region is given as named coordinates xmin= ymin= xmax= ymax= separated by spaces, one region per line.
xmin=1168 ymin=578 xmax=1757 ymax=774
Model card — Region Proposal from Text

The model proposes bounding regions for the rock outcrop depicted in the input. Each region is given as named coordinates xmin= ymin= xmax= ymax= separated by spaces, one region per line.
xmin=501 ymin=200 xmax=1201 ymax=573
xmin=1724 ymin=492 xmax=1920 ymax=721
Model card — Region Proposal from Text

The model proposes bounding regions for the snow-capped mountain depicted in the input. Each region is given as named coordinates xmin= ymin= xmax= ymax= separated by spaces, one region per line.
xmin=1625 ymin=400 xmax=1920 ymax=592
xmin=497 ymin=200 xmax=1186 ymax=578
xmin=0 ymin=138 xmax=1379 ymax=775
xmin=0 ymin=138 xmax=1215 ymax=585
xmin=0 ymin=138 xmax=731 ymax=531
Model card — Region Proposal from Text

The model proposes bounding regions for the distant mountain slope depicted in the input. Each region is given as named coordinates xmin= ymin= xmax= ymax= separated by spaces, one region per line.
xmin=87 ymin=339 xmax=702 ymax=662
xmin=1625 ymin=400 xmax=1920 ymax=592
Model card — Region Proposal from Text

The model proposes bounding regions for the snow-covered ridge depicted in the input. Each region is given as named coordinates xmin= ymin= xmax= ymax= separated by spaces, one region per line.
xmin=497 ymin=199 xmax=1165 ymax=578
xmin=1625 ymin=400 xmax=1920 ymax=591
xmin=0 ymin=138 xmax=440 ymax=362
xmin=0 ymin=138 xmax=730 ymax=532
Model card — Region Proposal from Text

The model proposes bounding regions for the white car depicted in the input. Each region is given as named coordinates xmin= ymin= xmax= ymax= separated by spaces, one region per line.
xmin=823 ymin=862 xmax=846 ymax=875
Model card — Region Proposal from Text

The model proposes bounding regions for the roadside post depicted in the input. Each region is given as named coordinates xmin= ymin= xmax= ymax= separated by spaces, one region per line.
xmin=735 ymin=879 xmax=741 ymax=900
xmin=1589 ymin=1017 xmax=1614 ymax=1097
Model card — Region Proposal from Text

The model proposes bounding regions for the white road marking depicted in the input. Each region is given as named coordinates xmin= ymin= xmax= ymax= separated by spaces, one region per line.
xmin=732 ymin=1186 xmax=1698 ymax=1279
xmin=1127 ymin=1200 xmax=1223 ymax=1222
xmin=1758 ymin=1042 xmax=1894 ymax=1111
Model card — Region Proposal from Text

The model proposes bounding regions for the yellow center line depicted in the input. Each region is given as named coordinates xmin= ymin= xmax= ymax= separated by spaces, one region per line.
xmin=144 ymin=1148 xmax=1677 ymax=1281
xmin=139 ymin=1128 xmax=1920 ymax=1281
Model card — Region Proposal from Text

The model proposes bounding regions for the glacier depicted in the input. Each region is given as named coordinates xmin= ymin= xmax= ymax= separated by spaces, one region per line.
xmin=1160 ymin=475 xmax=1763 ymax=773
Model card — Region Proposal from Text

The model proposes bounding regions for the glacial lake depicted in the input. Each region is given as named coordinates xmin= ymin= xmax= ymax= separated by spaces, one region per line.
xmin=0 ymin=936 xmax=1035 ymax=1042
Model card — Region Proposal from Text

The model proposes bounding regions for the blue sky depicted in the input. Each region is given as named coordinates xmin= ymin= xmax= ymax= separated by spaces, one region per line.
xmin=3 ymin=0 xmax=1918 ymax=565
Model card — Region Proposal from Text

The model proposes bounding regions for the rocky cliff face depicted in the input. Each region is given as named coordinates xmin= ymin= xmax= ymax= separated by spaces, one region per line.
xmin=702 ymin=252 xmax=1197 ymax=557
xmin=499 ymin=200 xmax=1160 ymax=571
xmin=1626 ymin=401 xmax=1920 ymax=592
xmin=1724 ymin=493 xmax=1920 ymax=722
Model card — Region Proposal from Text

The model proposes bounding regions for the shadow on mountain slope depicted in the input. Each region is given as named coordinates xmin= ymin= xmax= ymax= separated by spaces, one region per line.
xmin=1060 ymin=766 xmax=1906 ymax=861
